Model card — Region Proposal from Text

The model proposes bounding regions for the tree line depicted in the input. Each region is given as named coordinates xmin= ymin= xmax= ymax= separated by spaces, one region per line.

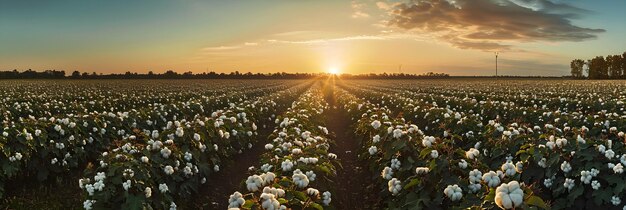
xmin=571 ymin=52 xmax=626 ymax=79
xmin=0 ymin=69 xmax=450 ymax=79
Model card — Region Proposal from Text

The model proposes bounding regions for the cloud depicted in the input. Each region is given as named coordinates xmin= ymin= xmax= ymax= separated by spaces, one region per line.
xmin=383 ymin=0 xmax=605 ymax=51
xmin=351 ymin=0 xmax=370 ymax=18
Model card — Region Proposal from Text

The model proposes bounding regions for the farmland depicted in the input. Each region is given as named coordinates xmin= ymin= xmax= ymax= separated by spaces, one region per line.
xmin=2 ymin=78 xmax=626 ymax=210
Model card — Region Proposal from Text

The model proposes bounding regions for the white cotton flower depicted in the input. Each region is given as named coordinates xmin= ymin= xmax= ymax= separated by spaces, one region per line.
xmin=422 ymin=136 xmax=436 ymax=148
xmin=598 ymin=145 xmax=606 ymax=154
xmin=322 ymin=191 xmax=332 ymax=206
xmin=292 ymin=173 xmax=309 ymax=188
xmin=614 ymin=163 xmax=624 ymax=174
xmin=145 ymin=187 xmax=152 ymax=198
xmin=159 ymin=183 xmax=169 ymax=193
xmin=469 ymin=169 xmax=482 ymax=183
xmin=261 ymin=172 xmax=276 ymax=185
xmin=193 ymin=133 xmax=201 ymax=141
xmin=161 ymin=147 xmax=172 ymax=158
xmin=466 ymin=148 xmax=480 ymax=160
xmin=381 ymin=167 xmax=394 ymax=180
xmin=387 ymin=178 xmax=401 ymax=196
xmin=612 ymin=196 xmax=622 ymax=206
xmin=170 ymin=202 xmax=177 ymax=210
xmin=122 ymin=180 xmax=132 ymax=191
xmin=392 ymin=129 xmax=403 ymax=138
xmin=564 ymin=178 xmax=575 ymax=191
xmin=141 ymin=156 xmax=149 ymax=163
xmin=469 ymin=183 xmax=482 ymax=193
xmin=371 ymin=120 xmax=381 ymax=129
xmin=415 ymin=167 xmax=430 ymax=175
xmin=305 ymin=171 xmax=316 ymax=182
xmin=164 ymin=165 xmax=175 ymax=175
xmin=591 ymin=168 xmax=600 ymax=177
xmin=246 ymin=175 xmax=264 ymax=192
xmin=482 ymin=171 xmax=501 ymax=188
xmin=228 ymin=192 xmax=245 ymax=208
xmin=281 ymin=159 xmax=294 ymax=171
xmin=495 ymin=181 xmax=524 ymax=209
xmin=444 ymin=184 xmax=463 ymax=201
xmin=368 ymin=146 xmax=378 ymax=155
xmin=306 ymin=188 xmax=320 ymax=197
xmin=184 ymin=152 xmax=192 ymax=161
xmin=265 ymin=144 xmax=274 ymax=150
xmin=544 ymin=178 xmax=553 ymax=188
xmin=501 ymin=162 xmax=516 ymax=177
xmin=373 ymin=135 xmax=380 ymax=143
xmin=546 ymin=141 xmax=555 ymax=150
xmin=577 ymin=135 xmax=585 ymax=144
xmin=175 ymin=127 xmax=184 ymax=137
xmin=458 ymin=159 xmax=468 ymax=169
xmin=515 ymin=161 xmax=523 ymax=173
xmin=591 ymin=180 xmax=601 ymax=190
xmin=561 ymin=161 xmax=572 ymax=173
xmin=83 ymin=200 xmax=95 ymax=210
xmin=390 ymin=158 xmax=401 ymax=170
xmin=555 ymin=138 xmax=567 ymax=148
xmin=430 ymin=150 xmax=439 ymax=159
xmin=606 ymin=149 xmax=616 ymax=159
xmin=580 ymin=170 xmax=592 ymax=184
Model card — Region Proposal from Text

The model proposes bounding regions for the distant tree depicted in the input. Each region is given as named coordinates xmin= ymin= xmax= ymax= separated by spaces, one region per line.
xmin=623 ymin=52 xmax=626 ymax=79
xmin=71 ymin=70 xmax=81 ymax=78
xmin=570 ymin=59 xmax=585 ymax=78
xmin=607 ymin=55 xmax=622 ymax=79
xmin=588 ymin=56 xmax=608 ymax=79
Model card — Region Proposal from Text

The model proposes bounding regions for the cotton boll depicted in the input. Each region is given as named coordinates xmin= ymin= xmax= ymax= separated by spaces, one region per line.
xmin=387 ymin=178 xmax=401 ymax=196
xmin=368 ymin=146 xmax=378 ymax=155
xmin=501 ymin=162 xmax=516 ymax=177
xmin=444 ymin=184 xmax=463 ymax=201
xmin=246 ymin=175 xmax=264 ymax=192
xmin=482 ymin=171 xmax=501 ymax=188
xmin=292 ymin=173 xmax=309 ymax=188
xmin=415 ymin=167 xmax=430 ymax=175
xmin=563 ymin=178 xmax=575 ymax=191
xmin=228 ymin=192 xmax=245 ymax=208
xmin=466 ymin=148 xmax=480 ymax=160
xmin=381 ymin=167 xmax=394 ymax=180
xmin=494 ymin=181 xmax=524 ymax=209
xmin=430 ymin=150 xmax=439 ymax=159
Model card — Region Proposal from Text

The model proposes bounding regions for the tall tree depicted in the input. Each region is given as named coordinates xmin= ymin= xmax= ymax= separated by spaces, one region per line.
xmin=570 ymin=59 xmax=585 ymax=78
xmin=607 ymin=55 xmax=622 ymax=79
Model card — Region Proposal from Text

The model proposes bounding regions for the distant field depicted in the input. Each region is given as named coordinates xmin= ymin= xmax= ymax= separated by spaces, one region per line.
xmin=2 ymin=79 xmax=626 ymax=209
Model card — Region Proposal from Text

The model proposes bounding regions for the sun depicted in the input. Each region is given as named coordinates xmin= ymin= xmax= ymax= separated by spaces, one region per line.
xmin=328 ymin=67 xmax=340 ymax=75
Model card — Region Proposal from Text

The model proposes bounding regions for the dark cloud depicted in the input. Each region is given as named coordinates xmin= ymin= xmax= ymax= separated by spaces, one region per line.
xmin=385 ymin=0 xmax=605 ymax=51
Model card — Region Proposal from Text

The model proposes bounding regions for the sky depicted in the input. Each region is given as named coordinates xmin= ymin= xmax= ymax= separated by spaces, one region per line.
xmin=0 ymin=0 xmax=624 ymax=76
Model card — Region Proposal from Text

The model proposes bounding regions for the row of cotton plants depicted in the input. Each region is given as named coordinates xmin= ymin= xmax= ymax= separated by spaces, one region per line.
xmin=334 ymin=87 xmax=551 ymax=209
xmin=77 ymin=83 xmax=312 ymax=209
xmin=342 ymin=80 xmax=626 ymax=209
xmin=227 ymin=86 xmax=337 ymax=210
xmin=0 ymin=81 xmax=300 ymax=199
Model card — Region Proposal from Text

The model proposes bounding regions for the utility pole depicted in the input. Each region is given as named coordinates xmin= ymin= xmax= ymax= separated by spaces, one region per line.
xmin=398 ymin=64 xmax=402 ymax=74
xmin=495 ymin=52 xmax=499 ymax=78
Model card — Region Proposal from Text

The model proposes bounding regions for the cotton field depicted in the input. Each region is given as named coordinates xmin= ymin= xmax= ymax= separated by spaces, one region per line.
xmin=3 ymin=79 xmax=626 ymax=209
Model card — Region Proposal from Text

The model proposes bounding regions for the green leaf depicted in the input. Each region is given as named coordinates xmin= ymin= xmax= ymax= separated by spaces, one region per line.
xmin=309 ymin=202 xmax=324 ymax=210
xmin=526 ymin=195 xmax=550 ymax=210
xmin=404 ymin=178 xmax=421 ymax=190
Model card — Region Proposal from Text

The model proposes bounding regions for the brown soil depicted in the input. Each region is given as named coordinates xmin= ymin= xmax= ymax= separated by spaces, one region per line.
xmin=324 ymin=86 xmax=380 ymax=210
